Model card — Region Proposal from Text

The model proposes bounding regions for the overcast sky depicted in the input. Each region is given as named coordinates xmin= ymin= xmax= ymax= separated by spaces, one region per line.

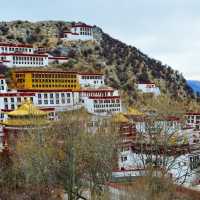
xmin=1 ymin=0 xmax=200 ymax=80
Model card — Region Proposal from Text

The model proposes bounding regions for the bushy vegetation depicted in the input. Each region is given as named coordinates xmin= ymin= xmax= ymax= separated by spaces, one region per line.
xmin=0 ymin=20 xmax=195 ymax=104
xmin=99 ymin=33 xmax=194 ymax=101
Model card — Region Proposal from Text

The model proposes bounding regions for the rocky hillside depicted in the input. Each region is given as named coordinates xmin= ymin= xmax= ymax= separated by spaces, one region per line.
xmin=0 ymin=20 xmax=195 ymax=103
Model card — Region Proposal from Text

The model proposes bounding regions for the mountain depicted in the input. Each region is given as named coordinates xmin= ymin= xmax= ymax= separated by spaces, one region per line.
xmin=0 ymin=20 xmax=195 ymax=104
xmin=187 ymin=80 xmax=200 ymax=93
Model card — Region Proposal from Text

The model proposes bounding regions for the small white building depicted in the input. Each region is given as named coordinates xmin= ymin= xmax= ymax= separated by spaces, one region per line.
xmin=48 ymin=54 xmax=68 ymax=64
xmin=62 ymin=23 xmax=94 ymax=41
xmin=81 ymin=95 xmax=121 ymax=116
xmin=79 ymin=87 xmax=121 ymax=116
xmin=185 ymin=112 xmax=200 ymax=130
xmin=32 ymin=90 xmax=80 ymax=112
xmin=78 ymin=72 xmax=105 ymax=88
xmin=117 ymin=143 xmax=200 ymax=186
xmin=0 ymin=52 xmax=48 ymax=68
xmin=137 ymin=82 xmax=160 ymax=95
xmin=0 ymin=42 xmax=34 ymax=54
xmin=80 ymin=87 xmax=117 ymax=98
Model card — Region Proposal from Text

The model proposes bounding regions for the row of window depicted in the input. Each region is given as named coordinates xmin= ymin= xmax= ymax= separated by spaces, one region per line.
xmin=13 ymin=61 xmax=44 ymax=65
xmin=32 ymin=74 xmax=77 ymax=79
xmin=80 ymin=27 xmax=92 ymax=32
xmin=81 ymin=75 xmax=103 ymax=80
xmin=32 ymin=79 xmax=76 ymax=83
xmin=94 ymin=99 xmax=120 ymax=103
xmin=32 ymin=84 xmax=77 ymax=88
xmin=16 ymin=79 xmax=25 ymax=83
xmin=4 ymin=104 xmax=15 ymax=110
xmin=4 ymin=97 xmax=33 ymax=103
xmin=94 ymin=104 xmax=120 ymax=108
xmin=187 ymin=116 xmax=200 ymax=120
xmin=38 ymin=98 xmax=71 ymax=105
xmin=1 ymin=47 xmax=33 ymax=53
xmin=80 ymin=32 xmax=92 ymax=36
xmin=84 ymin=92 xmax=113 ymax=97
xmin=15 ymin=74 xmax=25 ymax=78
xmin=94 ymin=108 xmax=121 ymax=113
xmin=38 ymin=93 xmax=71 ymax=98
xmin=13 ymin=56 xmax=44 ymax=61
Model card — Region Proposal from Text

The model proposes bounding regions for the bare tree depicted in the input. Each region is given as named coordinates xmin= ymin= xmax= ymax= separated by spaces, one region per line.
xmin=6 ymin=109 xmax=118 ymax=200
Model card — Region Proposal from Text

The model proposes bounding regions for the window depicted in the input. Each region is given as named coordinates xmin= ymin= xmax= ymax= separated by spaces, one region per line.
xmin=4 ymin=98 xmax=7 ymax=102
xmin=38 ymin=100 xmax=42 ymax=105
xmin=38 ymin=94 xmax=42 ymax=98
xmin=56 ymin=99 xmax=59 ymax=104
xmin=17 ymin=97 xmax=21 ymax=103
xmin=121 ymin=147 xmax=129 ymax=152
xmin=190 ymin=155 xmax=200 ymax=170
xmin=11 ymin=104 xmax=15 ymax=110
xmin=50 ymin=100 xmax=54 ymax=104
xmin=44 ymin=93 xmax=48 ymax=98
xmin=11 ymin=98 xmax=14 ymax=103
xmin=44 ymin=100 xmax=48 ymax=104
xmin=121 ymin=156 xmax=128 ymax=162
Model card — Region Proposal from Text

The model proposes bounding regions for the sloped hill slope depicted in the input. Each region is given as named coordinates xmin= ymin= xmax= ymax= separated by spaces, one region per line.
xmin=0 ymin=20 xmax=195 ymax=103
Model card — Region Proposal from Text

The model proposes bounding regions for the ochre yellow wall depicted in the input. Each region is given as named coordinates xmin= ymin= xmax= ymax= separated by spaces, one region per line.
xmin=11 ymin=71 xmax=80 ymax=91
xmin=25 ymin=73 xmax=32 ymax=89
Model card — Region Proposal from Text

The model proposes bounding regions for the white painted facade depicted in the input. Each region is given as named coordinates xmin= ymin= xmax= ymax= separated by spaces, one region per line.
xmin=0 ymin=90 xmax=81 ymax=122
xmin=0 ymin=53 xmax=48 ymax=68
xmin=0 ymin=75 xmax=8 ymax=92
xmin=79 ymin=87 xmax=121 ymax=116
xmin=137 ymin=83 xmax=160 ymax=95
xmin=35 ymin=91 xmax=81 ymax=112
xmin=78 ymin=73 xmax=105 ymax=88
xmin=0 ymin=43 xmax=34 ymax=54
xmin=48 ymin=54 xmax=68 ymax=64
xmin=80 ymin=87 xmax=118 ymax=98
xmin=117 ymin=146 xmax=200 ymax=186
xmin=185 ymin=113 xmax=200 ymax=130
xmin=62 ymin=23 xmax=94 ymax=41
xmin=82 ymin=96 xmax=121 ymax=116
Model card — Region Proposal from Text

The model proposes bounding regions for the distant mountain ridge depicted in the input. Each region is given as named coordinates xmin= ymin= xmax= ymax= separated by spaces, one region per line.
xmin=187 ymin=80 xmax=200 ymax=93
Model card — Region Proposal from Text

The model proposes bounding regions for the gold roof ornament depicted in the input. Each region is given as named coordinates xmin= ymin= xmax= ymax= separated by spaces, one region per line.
xmin=112 ymin=113 xmax=129 ymax=123
xmin=126 ymin=107 xmax=144 ymax=116
xmin=5 ymin=100 xmax=47 ymax=117
xmin=1 ymin=119 xmax=50 ymax=127
xmin=1 ymin=100 xmax=50 ymax=127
